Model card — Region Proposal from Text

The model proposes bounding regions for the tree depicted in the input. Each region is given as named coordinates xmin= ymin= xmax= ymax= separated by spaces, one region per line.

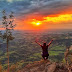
xmin=0 ymin=31 xmax=2 ymax=48
xmin=0 ymin=65 xmax=3 ymax=72
xmin=0 ymin=31 xmax=2 ymax=36
xmin=2 ymin=10 xmax=16 ymax=72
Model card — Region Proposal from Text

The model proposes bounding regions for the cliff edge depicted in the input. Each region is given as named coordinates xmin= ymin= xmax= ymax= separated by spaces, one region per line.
xmin=20 ymin=60 xmax=68 ymax=72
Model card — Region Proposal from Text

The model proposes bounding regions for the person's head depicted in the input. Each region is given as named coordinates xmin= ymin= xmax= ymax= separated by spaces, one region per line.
xmin=43 ymin=42 xmax=46 ymax=46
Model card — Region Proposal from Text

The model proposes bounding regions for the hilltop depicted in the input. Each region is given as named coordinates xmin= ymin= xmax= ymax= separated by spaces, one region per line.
xmin=19 ymin=60 xmax=68 ymax=72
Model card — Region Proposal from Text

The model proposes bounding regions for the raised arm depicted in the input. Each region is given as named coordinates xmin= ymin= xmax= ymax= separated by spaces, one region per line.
xmin=35 ymin=41 xmax=42 ymax=46
xmin=48 ymin=40 xmax=53 ymax=47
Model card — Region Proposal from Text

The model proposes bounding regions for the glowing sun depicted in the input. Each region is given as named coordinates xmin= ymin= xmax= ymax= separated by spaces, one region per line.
xmin=32 ymin=21 xmax=41 ymax=26
xmin=36 ymin=22 xmax=41 ymax=25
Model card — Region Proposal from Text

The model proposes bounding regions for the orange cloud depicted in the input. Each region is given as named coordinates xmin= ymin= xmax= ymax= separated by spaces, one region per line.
xmin=43 ymin=14 xmax=72 ymax=23
xmin=26 ymin=14 xmax=72 ymax=25
xmin=11 ymin=13 xmax=72 ymax=30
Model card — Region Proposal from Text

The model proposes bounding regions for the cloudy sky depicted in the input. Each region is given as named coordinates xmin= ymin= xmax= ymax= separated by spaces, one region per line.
xmin=0 ymin=0 xmax=72 ymax=30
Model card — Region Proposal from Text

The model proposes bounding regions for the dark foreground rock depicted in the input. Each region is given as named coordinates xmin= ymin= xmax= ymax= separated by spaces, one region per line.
xmin=19 ymin=59 xmax=68 ymax=72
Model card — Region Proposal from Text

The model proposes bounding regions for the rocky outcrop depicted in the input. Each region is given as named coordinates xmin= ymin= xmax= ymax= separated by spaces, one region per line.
xmin=20 ymin=60 xmax=69 ymax=72
xmin=20 ymin=60 xmax=56 ymax=72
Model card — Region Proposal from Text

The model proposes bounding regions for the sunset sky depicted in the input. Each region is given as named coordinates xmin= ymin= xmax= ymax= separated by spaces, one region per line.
xmin=0 ymin=0 xmax=72 ymax=30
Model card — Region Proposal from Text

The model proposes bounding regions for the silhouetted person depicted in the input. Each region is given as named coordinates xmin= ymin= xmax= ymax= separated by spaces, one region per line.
xmin=35 ymin=40 xmax=53 ymax=60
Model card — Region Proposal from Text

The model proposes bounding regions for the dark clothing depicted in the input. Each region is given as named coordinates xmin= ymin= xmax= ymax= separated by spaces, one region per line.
xmin=42 ymin=53 xmax=49 ymax=60
xmin=41 ymin=45 xmax=49 ymax=59
xmin=41 ymin=45 xmax=48 ymax=55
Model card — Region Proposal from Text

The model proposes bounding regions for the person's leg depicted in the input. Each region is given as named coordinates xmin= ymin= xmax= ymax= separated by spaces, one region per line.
xmin=47 ymin=54 xmax=49 ymax=59
xmin=43 ymin=57 xmax=46 ymax=60
xmin=42 ymin=53 xmax=49 ymax=60
xmin=46 ymin=56 xmax=48 ymax=59
xmin=42 ymin=55 xmax=46 ymax=60
xmin=45 ymin=54 xmax=49 ymax=60
xmin=42 ymin=54 xmax=45 ymax=60
xmin=44 ymin=57 xmax=47 ymax=60
xmin=43 ymin=55 xmax=48 ymax=60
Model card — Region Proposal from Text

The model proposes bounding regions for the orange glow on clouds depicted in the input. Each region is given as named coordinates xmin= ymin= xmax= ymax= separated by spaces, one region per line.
xmin=43 ymin=14 xmax=72 ymax=23
xmin=15 ymin=13 xmax=72 ymax=30
xmin=30 ymin=14 xmax=72 ymax=25
xmin=31 ymin=19 xmax=41 ymax=26
xmin=1 ymin=13 xmax=71 ymax=30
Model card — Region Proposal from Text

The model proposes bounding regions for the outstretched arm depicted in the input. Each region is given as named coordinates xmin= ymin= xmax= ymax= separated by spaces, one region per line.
xmin=35 ymin=41 xmax=42 ymax=46
xmin=48 ymin=40 xmax=53 ymax=47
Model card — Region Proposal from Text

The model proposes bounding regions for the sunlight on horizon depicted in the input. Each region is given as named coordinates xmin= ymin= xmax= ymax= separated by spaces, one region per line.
xmin=31 ymin=19 xmax=42 ymax=26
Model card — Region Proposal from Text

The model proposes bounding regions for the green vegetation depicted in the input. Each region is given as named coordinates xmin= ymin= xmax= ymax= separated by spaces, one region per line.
xmin=0 ymin=30 xmax=72 ymax=71
xmin=49 ymin=51 xmax=64 ymax=56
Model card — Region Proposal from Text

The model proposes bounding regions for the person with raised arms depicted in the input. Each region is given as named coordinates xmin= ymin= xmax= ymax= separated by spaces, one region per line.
xmin=35 ymin=40 xmax=53 ymax=60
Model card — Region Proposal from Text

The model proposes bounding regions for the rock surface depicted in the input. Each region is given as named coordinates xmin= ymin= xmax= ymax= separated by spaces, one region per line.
xmin=19 ymin=59 xmax=69 ymax=72
xmin=20 ymin=60 xmax=57 ymax=72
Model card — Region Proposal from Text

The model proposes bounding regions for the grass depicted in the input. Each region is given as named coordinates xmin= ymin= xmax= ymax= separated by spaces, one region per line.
xmin=33 ymin=53 xmax=41 ymax=58
xmin=49 ymin=51 xmax=64 ymax=56
xmin=4 ymin=51 xmax=16 ymax=56
xmin=0 ymin=51 xmax=3 ymax=55
xmin=50 ymin=45 xmax=65 ymax=51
